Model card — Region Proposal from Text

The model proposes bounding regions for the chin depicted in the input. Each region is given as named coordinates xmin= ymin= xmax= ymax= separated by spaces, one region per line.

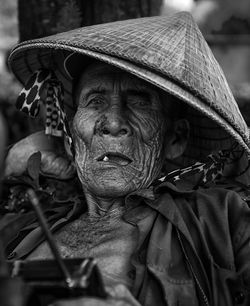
xmin=85 ymin=178 xmax=137 ymax=198
xmin=77 ymin=165 xmax=155 ymax=198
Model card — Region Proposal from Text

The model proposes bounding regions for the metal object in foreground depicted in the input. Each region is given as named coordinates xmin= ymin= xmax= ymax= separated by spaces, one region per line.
xmin=27 ymin=189 xmax=74 ymax=288
xmin=19 ymin=189 xmax=107 ymax=305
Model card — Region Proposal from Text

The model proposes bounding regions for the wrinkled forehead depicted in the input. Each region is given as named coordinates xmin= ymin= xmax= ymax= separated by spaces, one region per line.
xmin=75 ymin=61 xmax=161 ymax=95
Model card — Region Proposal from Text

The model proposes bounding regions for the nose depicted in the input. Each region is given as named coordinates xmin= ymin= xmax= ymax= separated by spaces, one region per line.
xmin=96 ymin=106 xmax=132 ymax=137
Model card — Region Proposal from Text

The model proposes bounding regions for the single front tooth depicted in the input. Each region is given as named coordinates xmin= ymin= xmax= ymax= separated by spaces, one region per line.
xmin=103 ymin=156 xmax=109 ymax=162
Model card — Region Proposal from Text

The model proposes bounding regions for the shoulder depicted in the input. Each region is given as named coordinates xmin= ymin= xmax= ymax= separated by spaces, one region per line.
xmin=175 ymin=186 xmax=248 ymax=214
xmin=173 ymin=186 xmax=250 ymax=247
xmin=156 ymin=183 xmax=250 ymax=240
xmin=155 ymin=183 xmax=250 ymax=278
xmin=158 ymin=182 xmax=249 ymax=214
xmin=156 ymin=182 xmax=250 ymax=220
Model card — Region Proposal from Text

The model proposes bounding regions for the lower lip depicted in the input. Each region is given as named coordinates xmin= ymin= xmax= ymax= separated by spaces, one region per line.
xmin=98 ymin=161 xmax=131 ymax=167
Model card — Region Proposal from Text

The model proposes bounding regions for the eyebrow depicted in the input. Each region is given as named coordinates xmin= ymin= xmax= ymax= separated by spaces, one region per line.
xmin=83 ymin=87 xmax=153 ymax=101
xmin=84 ymin=87 xmax=107 ymax=100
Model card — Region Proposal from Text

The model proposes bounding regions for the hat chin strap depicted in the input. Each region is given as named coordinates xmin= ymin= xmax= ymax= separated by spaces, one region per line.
xmin=155 ymin=141 xmax=250 ymax=188
xmin=156 ymin=151 xmax=227 ymax=187
xmin=16 ymin=69 xmax=74 ymax=157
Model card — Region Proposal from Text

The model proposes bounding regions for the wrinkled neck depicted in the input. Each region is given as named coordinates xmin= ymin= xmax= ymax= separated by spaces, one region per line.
xmin=84 ymin=190 xmax=126 ymax=217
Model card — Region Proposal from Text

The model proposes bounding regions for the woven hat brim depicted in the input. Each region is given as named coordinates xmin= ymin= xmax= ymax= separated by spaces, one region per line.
xmin=8 ymin=11 xmax=250 ymax=171
xmin=9 ymin=43 xmax=250 ymax=160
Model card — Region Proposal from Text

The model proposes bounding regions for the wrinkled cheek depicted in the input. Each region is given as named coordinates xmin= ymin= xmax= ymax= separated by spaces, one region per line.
xmin=137 ymin=113 xmax=166 ymax=146
xmin=139 ymin=131 xmax=166 ymax=186
xmin=71 ymin=112 xmax=92 ymax=180
xmin=140 ymin=146 xmax=162 ymax=187
xmin=72 ymin=109 xmax=95 ymax=146
xmin=73 ymin=137 xmax=88 ymax=183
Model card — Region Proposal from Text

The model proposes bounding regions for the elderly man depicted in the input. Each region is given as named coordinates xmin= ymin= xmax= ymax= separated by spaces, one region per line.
xmin=2 ymin=11 xmax=250 ymax=306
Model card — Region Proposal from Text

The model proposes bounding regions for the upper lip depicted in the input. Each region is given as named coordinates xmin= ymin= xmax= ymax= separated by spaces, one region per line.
xmin=97 ymin=152 xmax=133 ymax=163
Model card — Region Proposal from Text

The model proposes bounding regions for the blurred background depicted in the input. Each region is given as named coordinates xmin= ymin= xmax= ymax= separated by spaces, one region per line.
xmin=0 ymin=0 xmax=250 ymax=145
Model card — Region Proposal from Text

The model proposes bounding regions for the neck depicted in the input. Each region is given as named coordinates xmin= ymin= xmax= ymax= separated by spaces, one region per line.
xmin=84 ymin=190 xmax=126 ymax=216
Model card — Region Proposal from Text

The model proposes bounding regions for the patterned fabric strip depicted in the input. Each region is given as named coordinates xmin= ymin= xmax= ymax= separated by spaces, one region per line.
xmin=16 ymin=70 xmax=74 ymax=156
xmin=157 ymin=151 xmax=228 ymax=185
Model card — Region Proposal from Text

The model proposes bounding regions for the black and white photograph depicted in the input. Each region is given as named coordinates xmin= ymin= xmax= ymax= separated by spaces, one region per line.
xmin=0 ymin=1 xmax=250 ymax=305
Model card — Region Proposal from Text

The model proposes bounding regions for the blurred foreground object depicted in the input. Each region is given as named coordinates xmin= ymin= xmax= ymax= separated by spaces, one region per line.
xmin=4 ymin=189 xmax=106 ymax=306
xmin=4 ymin=132 xmax=75 ymax=179
xmin=0 ymin=113 xmax=28 ymax=306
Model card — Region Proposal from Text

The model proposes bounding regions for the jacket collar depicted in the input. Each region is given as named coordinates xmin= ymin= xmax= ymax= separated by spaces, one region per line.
xmin=123 ymin=182 xmax=193 ymax=228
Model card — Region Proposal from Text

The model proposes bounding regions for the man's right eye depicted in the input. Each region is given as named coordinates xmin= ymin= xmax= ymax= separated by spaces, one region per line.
xmin=86 ymin=97 xmax=105 ymax=107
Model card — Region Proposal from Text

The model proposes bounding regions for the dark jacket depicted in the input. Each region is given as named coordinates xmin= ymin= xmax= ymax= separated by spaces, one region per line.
xmin=1 ymin=182 xmax=250 ymax=306
xmin=124 ymin=183 xmax=250 ymax=306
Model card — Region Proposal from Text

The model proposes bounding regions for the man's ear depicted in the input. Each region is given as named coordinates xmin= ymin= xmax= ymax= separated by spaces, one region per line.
xmin=64 ymin=119 xmax=74 ymax=159
xmin=164 ymin=119 xmax=190 ymax=160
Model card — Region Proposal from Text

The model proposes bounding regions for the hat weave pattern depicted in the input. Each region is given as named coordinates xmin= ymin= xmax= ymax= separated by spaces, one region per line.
xmin=8 ymin=12 xmax=250 ymax=164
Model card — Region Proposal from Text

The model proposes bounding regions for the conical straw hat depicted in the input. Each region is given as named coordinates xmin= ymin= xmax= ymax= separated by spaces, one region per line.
xmin=8 ymin=11 xmax=250 ymax=167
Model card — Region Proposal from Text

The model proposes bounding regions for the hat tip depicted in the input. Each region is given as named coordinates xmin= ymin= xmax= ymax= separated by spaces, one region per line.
xmin=174 ymin=11 xmax=195 ymax=22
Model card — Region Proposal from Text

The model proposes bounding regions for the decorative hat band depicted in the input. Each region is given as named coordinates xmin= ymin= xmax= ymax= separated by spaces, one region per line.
xmin=16 ymin=69 xmax=74 ymax=156
xmin=15 ymin=69 xmax=248 ymax=187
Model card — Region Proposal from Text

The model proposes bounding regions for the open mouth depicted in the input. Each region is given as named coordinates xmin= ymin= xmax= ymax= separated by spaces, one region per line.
xmin=97 ymin=152 xmax=132 ymax=166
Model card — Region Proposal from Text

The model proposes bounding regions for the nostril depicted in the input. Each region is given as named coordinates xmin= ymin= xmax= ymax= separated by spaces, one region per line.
xmin=120 ymin=129 xmax=128 ymax=135
xmin=103 ymin=128 xmax=110 ymax=135
xmin=101 ymin=127 xmax=128 ymax=136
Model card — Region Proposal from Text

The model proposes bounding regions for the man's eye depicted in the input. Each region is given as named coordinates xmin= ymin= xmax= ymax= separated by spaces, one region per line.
xmin=128 ymin=98 xmax=150 ymax=108
xmin=138 ymin=100 xmax=150 ymax=107
xmin=86 ymin=97 xmax=105 ymax=107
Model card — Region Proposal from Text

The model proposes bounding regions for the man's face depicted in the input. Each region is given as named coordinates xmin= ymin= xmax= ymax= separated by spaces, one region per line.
xmin=72 ymin=63 xmax=168 ymax=197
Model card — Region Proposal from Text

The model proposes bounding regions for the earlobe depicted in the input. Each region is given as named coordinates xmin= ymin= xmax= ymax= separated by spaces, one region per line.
xmin=165 ymin=119 xmax=190 ymax=160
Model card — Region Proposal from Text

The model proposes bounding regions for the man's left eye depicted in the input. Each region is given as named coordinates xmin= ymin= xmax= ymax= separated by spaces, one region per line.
xmin=86 ymin=97 xmax=105 ymax=107
xmin=128 ymin=99 xmax=150 ymax=108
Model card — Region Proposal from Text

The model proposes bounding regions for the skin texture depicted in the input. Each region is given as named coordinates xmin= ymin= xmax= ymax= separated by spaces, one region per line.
xmin=72 ymin=63 xmax=169 ymax=207
xmin=29 ymin=206 xmax=139 ymax=291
